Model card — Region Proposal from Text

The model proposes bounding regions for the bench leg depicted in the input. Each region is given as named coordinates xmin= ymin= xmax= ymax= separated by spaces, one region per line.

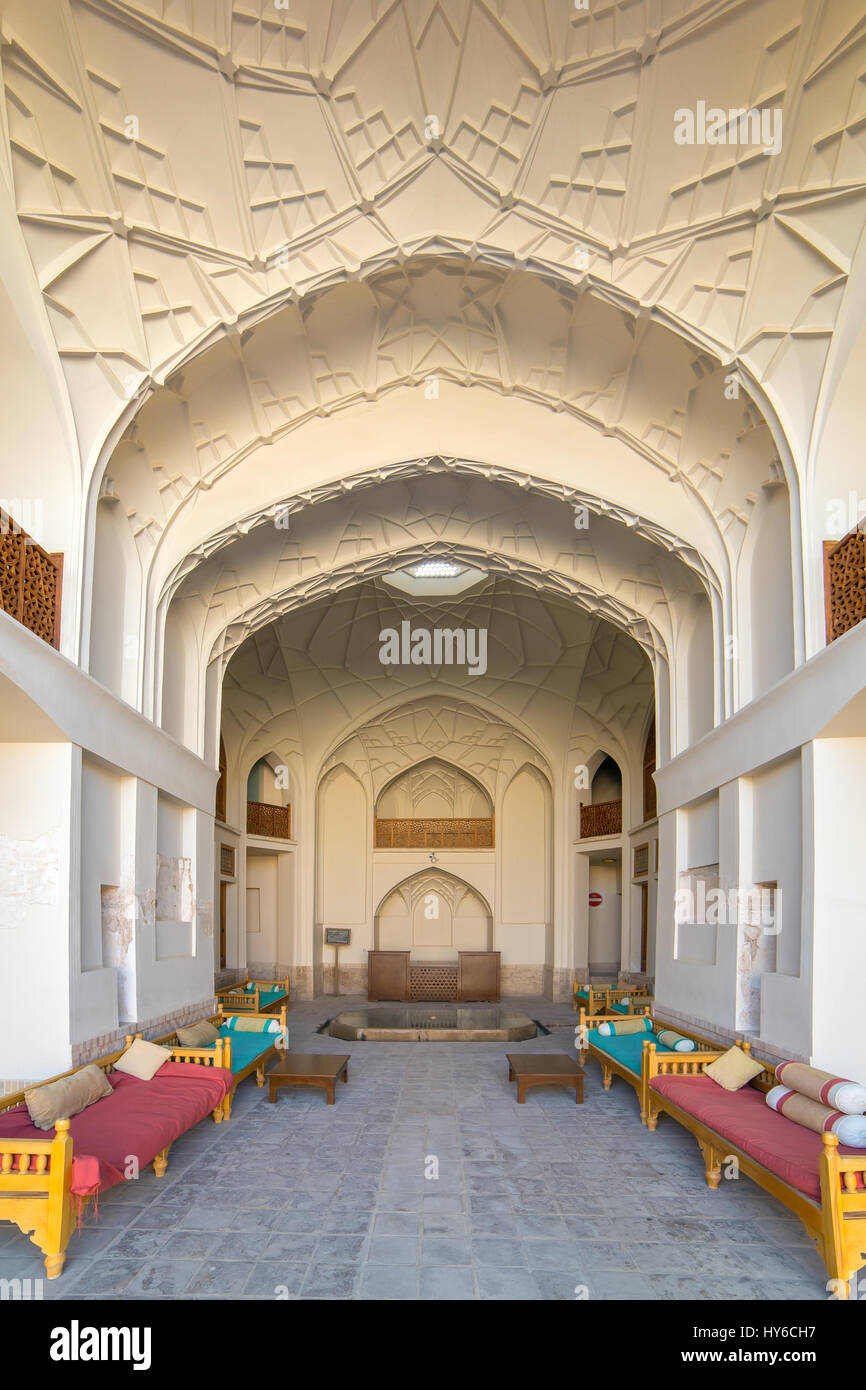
xmin=646 ymin=1103 xmax=660 ymax=1132
xmin=602 ymin=1065 xmax=613 ymax=1091
xmin=153 ymin=1145 xmax=171 ymax=1178
xmin=326 ymin=1081 xmax=336 ymax=1104
xmin=517 ymin=1080 xmax=526 ymax=1103
xmin=698 ymin=1139 xmax=722 ymax=1190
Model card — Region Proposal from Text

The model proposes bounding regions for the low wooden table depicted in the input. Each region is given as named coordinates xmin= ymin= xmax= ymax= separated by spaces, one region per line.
xmin=268 ymin=1054 xmax=350 ymax=1105
xmin=506 ymin=1053 xmax=585 ymax=1105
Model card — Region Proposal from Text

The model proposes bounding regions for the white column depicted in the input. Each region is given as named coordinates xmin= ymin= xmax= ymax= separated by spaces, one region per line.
xmin=809 ymin=738 xmax=866 ymax=1077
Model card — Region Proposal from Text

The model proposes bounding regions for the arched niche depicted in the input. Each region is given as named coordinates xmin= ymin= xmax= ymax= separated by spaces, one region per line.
xmin=499 ymin=764 xmax=553 ymax=979
xmin=375 ymin=871 xmax=492 ymax=961
xmin=375 ymin=758 xmax=493 ymax=819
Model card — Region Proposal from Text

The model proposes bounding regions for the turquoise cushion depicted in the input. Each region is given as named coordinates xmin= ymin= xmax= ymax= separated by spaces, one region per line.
xmin=217 ymin=1028 xmax=277 ymax=1073
xmin=588 ymin=1028 xmax=659 ymax=1077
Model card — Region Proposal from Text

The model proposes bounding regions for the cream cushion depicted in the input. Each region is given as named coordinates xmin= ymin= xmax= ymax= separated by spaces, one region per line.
xmin=705 ymin=1045 xmax=765 ymax=1092
xmin=25 ymin=1064 xmax=114 ymax=1131
xmin=176 ymin=1020 xmax=219 ymax=1047
xmin=113 ymin=1037 xmax=172 ymax=1081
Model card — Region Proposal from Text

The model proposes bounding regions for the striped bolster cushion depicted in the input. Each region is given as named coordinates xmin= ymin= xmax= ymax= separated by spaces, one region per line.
xmin=766 ymin=1087 xmax=866 ymax=1147
xmin=775 ymin=1062 xmax=866 ymax=1116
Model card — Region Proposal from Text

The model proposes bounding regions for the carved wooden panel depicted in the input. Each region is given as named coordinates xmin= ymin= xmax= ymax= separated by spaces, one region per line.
xmin=579 ymin=800 xmax=622 ymax=838
xmin=246 ymin=800 xmax=291 ymax=839
xmin=643 ymin=719 xmax=657 ymax=822
xmin=0 ymin=510 xmax=62 ymax=648
xmin=374 ymin=817 xmax=494 ymax=848
xmin=634 ymin=843 xmax=649 ymax=877
xmin=219 ymin=844 xmax=235 ymax=876
xmin=409 ymin=965 xmax=459 ymax=1001
xmin=824 ymin=530 xmax=866 ymax=643
xmin=215 ymin=735 xmax=227 ymax=822
xmin=368 ymin=950 xmax=410 ymax=1000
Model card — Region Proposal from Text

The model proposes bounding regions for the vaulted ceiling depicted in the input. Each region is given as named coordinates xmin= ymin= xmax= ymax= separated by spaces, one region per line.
xmin=4 ymin=0 xmax=864 ymax=474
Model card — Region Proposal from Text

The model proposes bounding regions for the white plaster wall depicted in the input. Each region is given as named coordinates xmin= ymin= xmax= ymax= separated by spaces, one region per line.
xmin=807 ymin=739 xmax=866 ymax=1079
xmin=0 ymin=744 xmax=75 ymax=1080
xmin=498 ymin=767 xmax=551 ymax=969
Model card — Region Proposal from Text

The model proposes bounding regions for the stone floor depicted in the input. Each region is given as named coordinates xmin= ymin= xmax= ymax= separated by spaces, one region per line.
xmin=1 ymin=996 xmax=828 ymax=1300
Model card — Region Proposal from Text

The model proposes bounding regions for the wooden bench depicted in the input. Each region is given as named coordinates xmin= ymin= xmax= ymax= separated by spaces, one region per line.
xmin=150 ymin=1007 xmax=287 ymax=1117
xmin=215 ymin=975 xmax=290 ymax=1015
xmin=643 ymin=1044 xmax=866 ymax=1299
xmin=577 ymin=1007 xmax=723 ymax=1122
xmin=0 ymin=1042 xmax=228 ymax=1279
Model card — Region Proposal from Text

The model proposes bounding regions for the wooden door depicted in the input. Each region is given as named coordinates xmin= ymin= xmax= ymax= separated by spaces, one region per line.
xmin=639 ymin=883 xmax=648 ymax=974
xmin=219 ymin=881 xmax=227 ymax=970
xmin=367 ymin=951 xmax=410 ymax=1000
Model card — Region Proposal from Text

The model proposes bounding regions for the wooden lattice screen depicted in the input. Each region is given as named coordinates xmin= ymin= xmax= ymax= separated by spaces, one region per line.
xmin=215 ymin=737 xmax=227 ymax=822
xmin=247 ymin=800 xmax=291 ymax=839
xmin=824 ymin=529 xmax=866 ymax=643
xmin=374 ymin=817 xmax=494 ymax=849
xmin=642 ymin=719 xmax=657 ymax=822
xmin=634 ymin=843 xmax=649 ymax=877
xmin=579 ymin=799 xmax=622 ymax=838
xmin=0 ymin=509 xmax=62 ymax=648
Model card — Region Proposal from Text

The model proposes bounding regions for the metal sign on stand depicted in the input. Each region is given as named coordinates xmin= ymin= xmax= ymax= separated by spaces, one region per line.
xmin=323 ymin=927 xmax=351 ymax=996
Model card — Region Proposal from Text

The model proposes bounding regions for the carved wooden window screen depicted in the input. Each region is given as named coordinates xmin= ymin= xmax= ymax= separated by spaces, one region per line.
xmin=246 ymin=800 xmax=291 ymax=839
xmin=0 ymin=509 xmax=62 ymax=648
xmin=220 ymin=844 xmax=235 ymax=876
xmin=374 ymin=817 xmax=494 ymax=848
xmin=579 ymin=800 xmax=622 ymax=838
xmin=633 ymin=843 xmax=649 ymax=877
xmin=824 ymin=529 xmax=866 ymax=643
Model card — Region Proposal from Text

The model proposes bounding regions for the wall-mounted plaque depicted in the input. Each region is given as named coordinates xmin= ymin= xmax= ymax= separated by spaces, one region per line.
xmin=324 ymin=928 xmax=351 ymax=946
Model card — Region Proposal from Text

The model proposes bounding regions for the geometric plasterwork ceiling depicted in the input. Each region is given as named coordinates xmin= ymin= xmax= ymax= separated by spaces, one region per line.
xmin=221 ymin=579 xmax=655 ymax=788
xmin=164 ymin=471 xmax=709 ymax=689
xmin=4 ymin=0 xmax=865 ymax=479
xmin=109 ymin=257 xmax=782 ymax=590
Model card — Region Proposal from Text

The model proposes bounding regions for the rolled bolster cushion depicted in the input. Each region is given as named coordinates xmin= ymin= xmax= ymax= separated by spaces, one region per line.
xmin=657 ymin=1028 xmax=697 ymax=1053
xmin=222 ymin=1014 xmax=282 ymax=1034
xmin=775 ymin=1061 xmax=866 ymax=1116
xmin=766 ymin=1086 xmax=866 ymax=1147
xmin=597 ymin=1017 xmax=654 ymax=1037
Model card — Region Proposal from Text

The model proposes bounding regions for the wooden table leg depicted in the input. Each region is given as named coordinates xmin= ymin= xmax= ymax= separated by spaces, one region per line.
xmin=576 ymin=1076 xmax=584 ymax=1105
xmin=342 ymin=1065 xmax=348 ymax=1083
xmin=326 ymin=1079 xmax=336 ymax=1104
xmin=508 ymin=1063 xmax=515 ymax=1081
xmin=269 ymin=1080 xmax=277 ymax=1104
xmin=517 ymin=1079 xmax=526 ymax=1103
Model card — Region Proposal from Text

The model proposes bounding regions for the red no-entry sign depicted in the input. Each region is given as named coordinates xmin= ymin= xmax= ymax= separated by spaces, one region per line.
xmin=588 ymin=891 xmax=604 ymax=908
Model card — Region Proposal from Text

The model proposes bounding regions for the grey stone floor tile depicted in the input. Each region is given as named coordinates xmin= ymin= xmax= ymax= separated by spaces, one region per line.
xmin=420 ymin=1236 xmax=471 ymax=1265
xmin=374 ymin=1212 xmax=420 ymax=1236
xmin=368 ymin=1236 xmax=418 ymax=1264
xmin=358 ymin=1265 xmax=420 ymax=1299
xmin=300 ymin=1263 xmax=358 ymax=1298
xmin=420 ymin=1266 xmax=476 ymax=1299
xmin=244 ymin=1262 xmax=306 ymax=1298
xmin=476 ymin=1265 xmax=541 ymax=1300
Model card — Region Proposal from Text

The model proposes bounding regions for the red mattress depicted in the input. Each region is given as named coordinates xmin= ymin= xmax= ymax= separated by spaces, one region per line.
xmin=650 ymin=1074 xmax=866 ymax=1200
xmin=0 ymin=1063 xmax=232 ymax=1197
